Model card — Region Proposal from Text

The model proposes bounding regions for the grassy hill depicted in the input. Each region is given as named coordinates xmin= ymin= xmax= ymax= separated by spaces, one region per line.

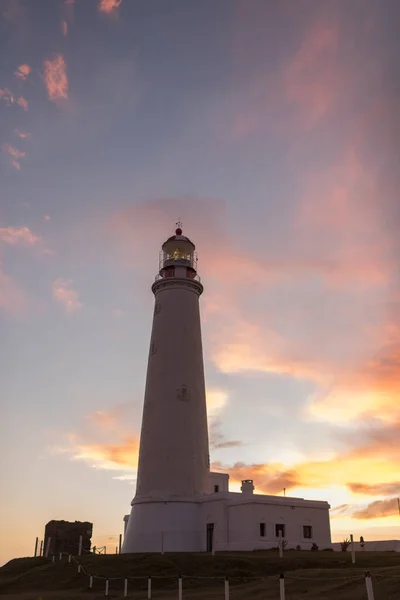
xmin=0 ymin=551 xmax=399 ymax=599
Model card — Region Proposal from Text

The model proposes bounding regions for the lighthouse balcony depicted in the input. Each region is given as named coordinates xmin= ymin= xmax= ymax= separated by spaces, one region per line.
xmin=154 ymin=271 xmax=201 ymax=283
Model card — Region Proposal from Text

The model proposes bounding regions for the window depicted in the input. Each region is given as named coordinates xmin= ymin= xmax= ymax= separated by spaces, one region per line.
xmin=303 ymin=525 xmax=312 ymax=539
xmin=259 ymin=523 xmax=266 ymax=537
xmin=214 ymin=485 xmax=219 ymax=493
xmin=275 ymin=524 xmax=285 ymax=538
xmin=177 ymin=385 xmax=190 ymax=401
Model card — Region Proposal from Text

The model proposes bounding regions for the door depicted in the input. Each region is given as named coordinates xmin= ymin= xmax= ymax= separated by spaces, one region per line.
xmin=206 ymin=523 xmax=214 ymax=553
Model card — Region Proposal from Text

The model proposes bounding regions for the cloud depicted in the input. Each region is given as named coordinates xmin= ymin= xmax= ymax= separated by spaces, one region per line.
xmin=54 ymin=405 xmax=139 ymax=474
xmin=2 ymin=143 xmax=25 ymax=169
xmin=52 ymin=278 xmax=82 ymax=313
xmin=44 ymin=215 xmax=51 ymax=221
xmin=98 ymin=0 xmax=122 ymax=14
xmin=212 ymin=460 xmax=300 ymax=495
xmin=212 ymin=417 xmax=400 ymax=500
xmin=0 ymin=226 xmax=40 ymax=245
xmin=348 ymin=482 xmax=400 ymax=496
xmin=0 ymin=88 xmax=14 ymax=105
xmin=43 ymin=54 xmax=68 ymax=102
xmin=72 ymin=435 xmax=139 ymax=471
xmin=14 ymin=64 xmax=31 ymax=80
xmin=352 ymin=498 xmax=400 ymax=520
xmin=16 ymin=96 xmax=28 ymax=110
xmin=14 ymin=129 xmax=30 ymax=139
xmin=61 ymin=20 xmax=68 ymax=36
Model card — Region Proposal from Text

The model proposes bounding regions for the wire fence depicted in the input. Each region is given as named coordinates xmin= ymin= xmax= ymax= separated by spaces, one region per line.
xmin=39 ymin=551 xmax=400 ymax=599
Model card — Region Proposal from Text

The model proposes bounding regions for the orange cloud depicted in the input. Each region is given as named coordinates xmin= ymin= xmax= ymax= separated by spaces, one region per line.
xmin=14 ymin=64 xmax=31 ymax=80
xmin=348 ymin=482 xmax=400 ymax=496
xmin=353 ymin=498 xmax=400 ymax=520
xmin=52 ymin=278 xmax=82 ymax=313
xmin=16 ymin=96 xmax=28 ymax=110
xmin=0 ymin=226 xmax=40 ymax=245
xmin=212 ymin=418 xmax=400 ymax=502
xmin=98 ymin=0 xmax=122 ymax=14
xmin=61 ymin=20 xmax=68 ymax=36
xmin=71 ymin=436 xmax=139 ymax=471
xmin=43 ymin=54 xmax=68 ymax=101
xmin=44 ymin=215 xmax=51 ymax=221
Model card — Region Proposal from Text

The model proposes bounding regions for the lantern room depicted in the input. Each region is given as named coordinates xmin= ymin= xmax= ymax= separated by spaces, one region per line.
xmin=158 ymin=226 xmax=198 ymax=279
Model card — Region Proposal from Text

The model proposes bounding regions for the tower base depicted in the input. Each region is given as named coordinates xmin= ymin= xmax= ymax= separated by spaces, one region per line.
xmin=122 ymin=497 xmax=205 ymax=553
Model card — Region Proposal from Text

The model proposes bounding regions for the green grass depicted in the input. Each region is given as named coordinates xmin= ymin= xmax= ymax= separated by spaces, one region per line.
xmin=0 ymin=551 xmax=399 ymax=599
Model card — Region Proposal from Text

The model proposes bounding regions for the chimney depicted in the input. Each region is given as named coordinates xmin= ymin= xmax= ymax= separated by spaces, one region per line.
xmin=241 ymin=479 xmax=254 ymax=495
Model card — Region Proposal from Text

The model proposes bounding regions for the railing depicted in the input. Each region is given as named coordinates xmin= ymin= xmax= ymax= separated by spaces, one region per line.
xmin=154 ymin=273 xmax=201 ymax=283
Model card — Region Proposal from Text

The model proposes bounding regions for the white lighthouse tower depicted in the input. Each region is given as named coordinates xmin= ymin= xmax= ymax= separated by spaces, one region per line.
xmin=122 ymin=225 xmax=210 ymax=553
xmin=121 ymin=226 xmax=333 ymax=554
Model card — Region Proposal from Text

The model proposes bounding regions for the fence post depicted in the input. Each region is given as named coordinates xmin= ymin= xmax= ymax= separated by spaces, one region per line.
xmin=105 ymin=578 xmax=109 ymax=597
xmin=34 ymin=537 xmax=38 ymax=557
xmin=278 ymin=531 xmax=283 ymax=558
xmin=89 ymin=575 xmax=93 ymax=589
xmin=350 ymin=534 xmax=355 ymax=564
xmin=39 ymin=540 xmax=43 ymax=557
xmin=365 ymin=571 xmax=375 ymax=600
xmin=279 ymin=574 xmax=285 ymax=600
xmin=59 ymin=552 xmax=62 ymax=561
xmin=224 ymin=576 xmax=229 ymax=600
xmin=78 ymin=535 xmax=83 ymax=556
xmin=78 ymin=564 xmax=81 ymax=574
xmin=119 ymin=534 xmax=122 ymax=554
xmin=124 ymin=578 xmax=128 ymax=597
xmin=148 ymin=576 xmax=152 ymax=599
xmin=52 ymin=555 xmax=55 ymax=563
xmin=178 ymin=576 xmax=183 ymax=600
xmin=115 ymin=546 xmax=118 ymax=554
xmin=68 ymin=554 xmax=72 ymax=563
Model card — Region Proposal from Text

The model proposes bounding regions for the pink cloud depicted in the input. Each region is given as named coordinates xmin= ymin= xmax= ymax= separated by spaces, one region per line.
xmin=14 ymin=129 xmax=30 ymax=139
xmin=283 ymin=20 xmax=340 ymax=128
xmin=52 ymin=278 xmax=82 ymax=313
xmin=0 ymin=226 xmax=40 ymax=245
xmin=14 ymin=64 xmax=31 ymax=81
xmin=16 ymin=96 xmax=28 ymax=111
xmin=0 ymin=88 xmax=14 ymax=105
xmin=98 ymin=0 xmax=122 ymax=14
xmin=43 ymin=54 xmax=68 ymax=102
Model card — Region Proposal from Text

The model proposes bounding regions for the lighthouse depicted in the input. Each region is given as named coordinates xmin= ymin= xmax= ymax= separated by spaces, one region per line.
xmin=121 ymin=226 xmax=333 ymax=554
xmin=122 ymin=225 xmax=211 ymax=552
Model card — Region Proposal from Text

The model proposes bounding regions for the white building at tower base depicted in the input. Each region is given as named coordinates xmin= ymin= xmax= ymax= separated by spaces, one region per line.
xmin=123 ymin=473 xmax=332 ymax=552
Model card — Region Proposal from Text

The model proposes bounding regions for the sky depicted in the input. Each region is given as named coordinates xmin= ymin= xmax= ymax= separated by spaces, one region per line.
xmin=1 ymin=0 xmax=399 ymax=566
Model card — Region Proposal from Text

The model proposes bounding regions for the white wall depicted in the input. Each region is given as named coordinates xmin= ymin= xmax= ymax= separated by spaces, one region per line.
xmin=332 ymin=540 xmax=400 ymax=552
xmin=200 ymin=494 xmax=332 ymax=551
xmin=123 ymin=499 xmax=205 ymax=553
xmin=209 ymin=472 xmax=229 ymax=493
